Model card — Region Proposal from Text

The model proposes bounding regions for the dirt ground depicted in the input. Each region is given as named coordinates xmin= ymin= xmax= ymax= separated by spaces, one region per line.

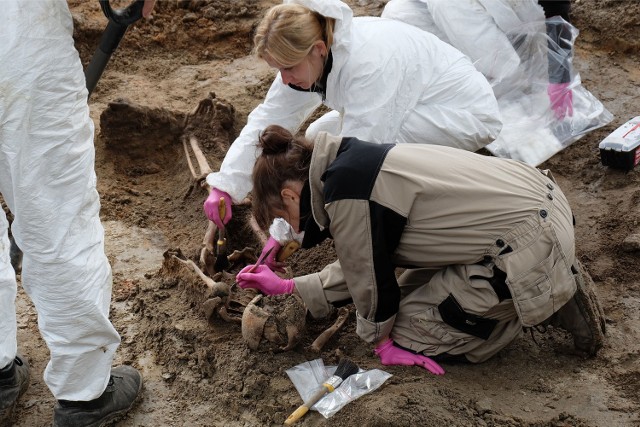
xmin=9 ymin=0 xmax=640 ymax=426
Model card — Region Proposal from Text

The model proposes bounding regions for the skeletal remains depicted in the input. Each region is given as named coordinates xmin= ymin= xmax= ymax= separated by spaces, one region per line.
xmin=170 ymin=93 xmax=348 ymax=352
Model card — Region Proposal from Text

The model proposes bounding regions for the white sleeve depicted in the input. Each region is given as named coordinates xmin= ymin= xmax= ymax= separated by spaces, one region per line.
xmin=206 ymin=73 xmax=322 ymax=202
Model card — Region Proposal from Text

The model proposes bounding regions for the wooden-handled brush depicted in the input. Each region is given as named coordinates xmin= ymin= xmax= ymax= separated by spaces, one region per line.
xmin=213 ymin=197 xmax=230 ymax=272
xmin=277 ymin=240 xmax=300 ymax=263
xmin=284 ymin=358 xmax=359 ymax=425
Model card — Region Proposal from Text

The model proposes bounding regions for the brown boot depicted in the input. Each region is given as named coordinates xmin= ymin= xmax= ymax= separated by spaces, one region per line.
xmin=548 ymin=260 xmax=606 ymax=355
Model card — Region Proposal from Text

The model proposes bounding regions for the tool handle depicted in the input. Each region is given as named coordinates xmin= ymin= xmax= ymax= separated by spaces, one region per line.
xmin=216 ymin=197 xmax=227 ymax=256
xmin=85 ymin=0 xmax=145 ymax=97
xmin=277 ymin=240 xmax=300 ymax=263
xmin=100 ymin=0 xmax=145 ymax=26
xmin=218 ymin=197 xmax=226 ymax=225
xmin=284 ymin=386 xmax=328 ymax=425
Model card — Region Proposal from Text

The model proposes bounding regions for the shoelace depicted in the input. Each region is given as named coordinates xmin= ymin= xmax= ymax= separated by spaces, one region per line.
xmin=523 ymin=325 xmax=549 ymax=347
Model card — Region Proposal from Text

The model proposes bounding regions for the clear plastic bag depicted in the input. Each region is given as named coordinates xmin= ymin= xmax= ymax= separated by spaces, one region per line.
xmin=385 ymin=0 xmax=613 ymax=165
xmin=485 ymin=16 xmax=613 ymax=165
xmin=286 ymin=358 xmax=392 ymax=419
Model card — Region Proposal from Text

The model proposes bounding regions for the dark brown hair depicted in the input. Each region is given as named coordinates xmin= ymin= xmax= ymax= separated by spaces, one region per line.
xmin=252 ymin=125 xmax=314 ymax=229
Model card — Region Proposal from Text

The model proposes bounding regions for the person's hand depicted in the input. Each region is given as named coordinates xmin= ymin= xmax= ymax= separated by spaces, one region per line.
xmin=374 ymin=339 xmax=445 ymax=375
xmin=236 ymin=264 xmax=295 ymax=295
xmin=260 ymin=237 xmax=286 ymax=273
xmin=548 ymin=82 xmax=573 ymax=120
xmin=142 ymin=0 xmax=157 ymax=18
xmin=203 ymin=188 xmax=232 ymax=229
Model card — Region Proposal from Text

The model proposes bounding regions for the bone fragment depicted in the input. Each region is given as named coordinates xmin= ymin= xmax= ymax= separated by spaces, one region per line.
xmin=189 ymin=135 xmax=213 ymax=176
xmin=309 ymin=307 xmax=350 ymax=353
xmin=170 ymin=253 xmax=228 ymax=296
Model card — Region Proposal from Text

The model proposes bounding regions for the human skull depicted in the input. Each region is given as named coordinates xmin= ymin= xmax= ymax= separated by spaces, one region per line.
xmin=241 ymin=293 xmax=306 ymax=352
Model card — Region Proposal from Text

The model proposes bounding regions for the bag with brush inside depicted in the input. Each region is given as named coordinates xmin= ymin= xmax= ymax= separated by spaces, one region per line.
xmin=285 ymin=358 xmax=392 ymax=419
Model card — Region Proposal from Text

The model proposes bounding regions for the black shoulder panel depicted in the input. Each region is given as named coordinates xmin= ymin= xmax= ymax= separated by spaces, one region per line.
xmin=321 ymin=137 xmax=394 ymax=203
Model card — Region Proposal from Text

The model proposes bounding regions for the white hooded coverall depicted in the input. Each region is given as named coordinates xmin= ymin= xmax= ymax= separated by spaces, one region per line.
xmin=0 ymin=0 xmax=120 ymax=400
xmin=206 ymin=0 xmax=502 ymax=203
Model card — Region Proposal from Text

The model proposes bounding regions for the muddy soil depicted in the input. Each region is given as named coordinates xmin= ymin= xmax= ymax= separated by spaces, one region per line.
xmin=10 ymin=0 xmax=640 ymax=426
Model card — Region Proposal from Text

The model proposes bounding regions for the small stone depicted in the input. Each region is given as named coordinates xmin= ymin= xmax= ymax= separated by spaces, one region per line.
xmin=476 ymin=397 xmax=492 ymax=415
xmin=183 ymin=13 xmax=198 ymax=23
xmin=621 ymin=234 xmax=640 ymax=252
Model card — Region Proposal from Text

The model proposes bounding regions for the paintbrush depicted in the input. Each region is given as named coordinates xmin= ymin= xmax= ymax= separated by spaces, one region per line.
xmin=247 ymin=246 xmax=275 ymax=273
xmin=213 ymin=197 xmax=230 ymax=272
xmin=284 ymin=358 xmax=359 ymax=425
xmin=269 ymin=218 xmax=301 ymax=263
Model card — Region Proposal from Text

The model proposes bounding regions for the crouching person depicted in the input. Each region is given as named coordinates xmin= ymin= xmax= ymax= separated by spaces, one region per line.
xmin=236 ymin=125 xmax=605 ymax=369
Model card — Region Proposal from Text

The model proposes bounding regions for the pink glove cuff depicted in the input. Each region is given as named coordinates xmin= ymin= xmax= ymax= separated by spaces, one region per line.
xmin=281 ymin=279 xmax=296 ymax=295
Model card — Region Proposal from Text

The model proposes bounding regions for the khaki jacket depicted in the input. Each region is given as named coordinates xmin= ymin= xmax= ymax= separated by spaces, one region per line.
xmin=295 ymin=132 xmax=576 ymax=343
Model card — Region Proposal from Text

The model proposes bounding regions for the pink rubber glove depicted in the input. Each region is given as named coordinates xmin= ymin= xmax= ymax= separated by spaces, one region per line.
xmin=260 ymin=237 xmax=286 ymax=273
xmin=236 ymin=264 xmax=295 ymax=296
xmin=203 ymin=188 xmax=232 ymax=229
xmin=374 ymin=339 xmax=445 ymax=376
xmin=548 ymin=82 xmax=573 ymax=120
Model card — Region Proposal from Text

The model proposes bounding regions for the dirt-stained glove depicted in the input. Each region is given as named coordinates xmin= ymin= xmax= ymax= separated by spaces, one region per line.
xmin=203 ymin=188 xmax=232 ymax=229
xmin=548 ymin=82 xmax=573 ymax=120
xmin=260 ymin=237 xmax=286 ymax=273
xmin=236 ymin=264 xmax=295 ymax=296
xmin=374 ymin=339 xmax=445 ymax=376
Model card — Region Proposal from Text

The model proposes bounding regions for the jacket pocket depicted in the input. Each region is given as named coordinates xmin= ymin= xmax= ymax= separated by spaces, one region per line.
xmin=502 ymin=226 xmax=575 ymax=326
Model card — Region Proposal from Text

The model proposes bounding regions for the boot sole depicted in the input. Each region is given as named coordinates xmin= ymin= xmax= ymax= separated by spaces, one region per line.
xmin=572 ymin=259 xmax=607 ymax=355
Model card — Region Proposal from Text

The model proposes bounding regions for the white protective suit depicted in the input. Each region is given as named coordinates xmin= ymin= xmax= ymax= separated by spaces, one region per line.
xmin=206 ymin=0 xmax=502 ymax=203
xmin=0 ymin=0 xmax=120 ymax=400
xmin=382 ymin=0 xmax=612 ymax=166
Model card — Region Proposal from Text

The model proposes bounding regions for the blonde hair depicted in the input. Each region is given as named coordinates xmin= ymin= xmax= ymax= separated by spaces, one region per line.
xmin=253 ymin=4 xmax=335 ymax=67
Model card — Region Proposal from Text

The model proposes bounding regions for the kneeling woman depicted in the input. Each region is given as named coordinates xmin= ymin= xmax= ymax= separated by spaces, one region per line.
xmin=237 ymin=125 xmax=587 ymax=371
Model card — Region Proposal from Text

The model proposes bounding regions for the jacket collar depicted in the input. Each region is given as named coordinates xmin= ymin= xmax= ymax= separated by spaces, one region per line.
xmin=307 ymin=132 xmax=343 ymax=230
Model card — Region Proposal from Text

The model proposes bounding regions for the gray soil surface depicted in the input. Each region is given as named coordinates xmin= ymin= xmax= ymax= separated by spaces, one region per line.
xmin=8 ymin=0 xmax=640 ymax=426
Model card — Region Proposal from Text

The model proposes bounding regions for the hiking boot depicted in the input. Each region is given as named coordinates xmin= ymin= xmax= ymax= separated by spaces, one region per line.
xmin=547 ymin=260 xmax=606 ymax=355
xmin=53 ymin=365 xmax=143 ymax=427
xmin=0 ymin=354 xmax=30 ymax=427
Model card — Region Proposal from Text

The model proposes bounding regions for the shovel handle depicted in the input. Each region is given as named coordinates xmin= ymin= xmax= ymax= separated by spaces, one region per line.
xmin=85 ymin=0 xmax=145 ymax=97
xmin=99 ymin=0 xmax=145 ymax=27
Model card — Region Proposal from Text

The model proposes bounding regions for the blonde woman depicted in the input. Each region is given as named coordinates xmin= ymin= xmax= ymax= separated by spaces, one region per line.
xmin=236 ymin=125 xmax=604 ymax=367
xmin=203 ymin=0 xmax=502 ymax=234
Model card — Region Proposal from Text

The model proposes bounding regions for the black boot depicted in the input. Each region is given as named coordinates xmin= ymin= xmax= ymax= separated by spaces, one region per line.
xmin=0 ymin=354 xmax=30 ymax=427
xmin=53 ymin=365 xmax=142 ymax=427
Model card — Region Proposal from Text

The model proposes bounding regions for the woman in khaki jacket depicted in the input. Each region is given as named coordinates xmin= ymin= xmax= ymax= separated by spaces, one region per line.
xmin=236 ymin=125 xmax=605 ymax=371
